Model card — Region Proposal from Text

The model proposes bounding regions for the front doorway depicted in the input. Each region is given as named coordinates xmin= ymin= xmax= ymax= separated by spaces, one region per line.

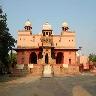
xmin=56 ymin=52 xmax=63 ymax=64
xmin=45 ymin=53 xmax=48 ymax=64
xmin=29 ymin=52 xmax=37 ymax=64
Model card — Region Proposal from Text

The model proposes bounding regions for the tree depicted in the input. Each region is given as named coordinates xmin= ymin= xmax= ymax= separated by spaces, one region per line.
xmin=8 ymin=52 xmax=17 ymax=68
xmin=89 ymin=54 xmax=96 ymax=62
xmin=0 ymin=7 xmax=16 ymax=74
xmin=89 ymin=53 xmax=96 ymax=67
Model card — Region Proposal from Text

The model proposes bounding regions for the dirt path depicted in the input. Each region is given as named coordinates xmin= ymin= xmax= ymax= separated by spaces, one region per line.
xmin=0 ymin=75 xmax=95 ymax=96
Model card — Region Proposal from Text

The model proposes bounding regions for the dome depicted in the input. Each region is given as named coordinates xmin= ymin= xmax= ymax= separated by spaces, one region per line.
xmin=25 ymin=20 xmax=32 ymax=27
xmin=62 ymin=22 xmax=68 ymax=27
xmin=42 ymin=22 xmax=52 ymax=30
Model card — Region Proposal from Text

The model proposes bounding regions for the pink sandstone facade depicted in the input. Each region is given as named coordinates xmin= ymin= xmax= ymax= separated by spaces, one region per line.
xmin=15 ymin=21 xmax=79 ymax=76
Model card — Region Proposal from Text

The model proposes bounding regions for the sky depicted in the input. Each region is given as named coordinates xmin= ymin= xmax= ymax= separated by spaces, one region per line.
xmin=1 ymin=0 xmax=96 ymax=55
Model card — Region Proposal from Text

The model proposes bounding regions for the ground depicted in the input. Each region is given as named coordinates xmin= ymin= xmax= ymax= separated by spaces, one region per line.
xmin=0 ymin=74 xmax=96 ymax=96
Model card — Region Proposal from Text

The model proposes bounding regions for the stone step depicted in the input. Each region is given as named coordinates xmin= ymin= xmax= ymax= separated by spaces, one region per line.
xmin=43 ymin=65 xmax=53 ymax=77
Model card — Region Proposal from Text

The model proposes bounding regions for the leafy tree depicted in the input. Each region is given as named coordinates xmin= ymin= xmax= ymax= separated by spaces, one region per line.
xmin=8 ymin=52 xmax=17 ymax=68
xmin=0 ymin=7 xmax=16 ymax=74
xmin=89 ymin=53 xmax=96 ymax=68
xmin=89 ymin=54 xmax=96 ymax=62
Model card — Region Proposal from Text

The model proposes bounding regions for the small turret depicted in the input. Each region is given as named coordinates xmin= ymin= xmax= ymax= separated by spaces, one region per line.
xmin=42 ymin=22 xmax=52 ymax=36
xmin=24 ymin=20 xmax=32 ymax=31
xmin=42 ymin=22 xmax=52 ymax=30
xmin=62 ymin=22 xmax=69 ymax=31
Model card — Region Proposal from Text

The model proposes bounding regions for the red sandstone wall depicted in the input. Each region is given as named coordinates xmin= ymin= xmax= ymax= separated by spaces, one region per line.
xmin=24 ymin=51 xmax=30 ymax=64
xmin=64 ymin=51 xmax=76 ymax=65
xmin=55 ymin=50 xmax=76 ymax=65
xmin=17 ymin=51 xmax=22 ymax=64
xmin=17 ymin=50 xmax=40 ymax=65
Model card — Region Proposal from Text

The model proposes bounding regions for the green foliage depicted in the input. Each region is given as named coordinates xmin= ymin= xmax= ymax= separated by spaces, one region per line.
xmin=89 ymin=54 xmax=96 ymax=62
xmin=8 ymin=52 xmax=17 ymax=68
xmin=0 ymin=7 xmax=16 ymax=74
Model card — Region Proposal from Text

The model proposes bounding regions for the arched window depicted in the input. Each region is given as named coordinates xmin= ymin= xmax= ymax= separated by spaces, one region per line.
xmin=69 ymin=59 xmax=71 ymax=64
xmin=43 ymin=32 xmax=45 ymax=36
xmin=45 ymin=53 xmax=48 ymax=64
xmin=29 ymin=52 xmax=37 ymax=64
xmin=56 ymin=52 xmax=63 ymax=64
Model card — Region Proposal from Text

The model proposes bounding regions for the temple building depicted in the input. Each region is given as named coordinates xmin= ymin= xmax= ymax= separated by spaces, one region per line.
xmin=15 ymin=20 xmax=79 ymax=76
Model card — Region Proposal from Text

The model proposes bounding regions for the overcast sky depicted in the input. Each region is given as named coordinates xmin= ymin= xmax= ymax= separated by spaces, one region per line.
xmin=1 ymin=0 xmax=96 ymax=55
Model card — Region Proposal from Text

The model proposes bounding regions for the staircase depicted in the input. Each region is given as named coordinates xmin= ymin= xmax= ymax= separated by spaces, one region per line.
xmin=43 ymin=65 xmax=53 ymax=77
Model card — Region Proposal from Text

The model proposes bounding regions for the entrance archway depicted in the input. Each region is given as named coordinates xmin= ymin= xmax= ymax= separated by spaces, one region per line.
xmin=56 ymin=52 xmax=63 ymax=64
xmin=45 ymin=53 xmax=48 ymax=64
xmin=69 ymin=59 xmax=71 ymax=64
xmin=29 ymin=52 xmax=37 ymax=64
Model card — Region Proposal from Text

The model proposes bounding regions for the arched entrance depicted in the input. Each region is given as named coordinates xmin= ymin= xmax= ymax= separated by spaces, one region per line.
xmin=45 ymin=53 xmax=48 ymax=64
xmin=29 ymin=52 xmax=37 ymax=64
xmin=56 ymin=52 xmax=63 ymax=64
xmin=69 ymin=59 xmax=71 ymax=64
